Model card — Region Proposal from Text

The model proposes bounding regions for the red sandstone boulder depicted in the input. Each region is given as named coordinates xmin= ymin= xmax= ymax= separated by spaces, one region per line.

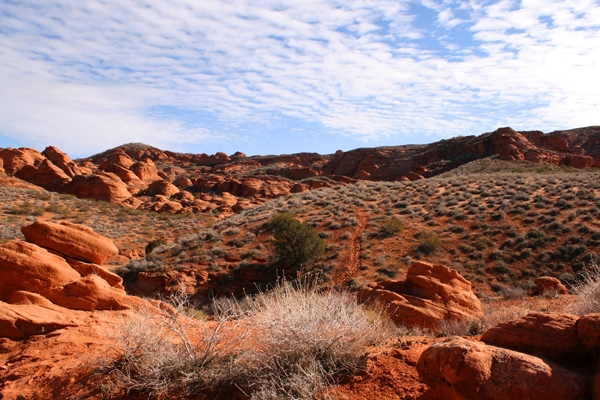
xmin=21 ymin=220 xmax=118 ymax=265
xmin=42 ymin=146 xmax=82 ymax=178
xmin=0 ymin=223 xmax=149 ymax=338
xmin=481 ymin=312 xmax=588 ymax=366
xmin=577 ymin=314 xmax=600 ymax=359
xmin=14 ymin=159 xmax=71 ymax=190
xmin=171 ymin=190 xmax=196 ymax=205
xmin=50 ymin=274 xmax=132 ymax=311
xmin=534 ymin=276 xmax=569 ymax=295
xmin=130 ymin=158 xmax=160 ymax=183
xmin=67 ymin=259 xmax=124 ymax=289
xmin=173 ymin=176 xmax=193 ymax=187
xmin=358 ymin=262 xmax=483 ymax=329
xmin=0 ymin=147 xmax=45 ymax=175
xmin=106 ymin=164 xmax=144 ymax=187
xmin=65 ymin=171 xmax=132 ymax=204
xmin=417 ymin=337 xmax=588 ymax=400
xmin=159 ymin=201 xmax=184 ymax=213
xmin=0 ymin=299 xmax=79 ymax=340
xmin=0 ymin=157 xmax=4 ymax=174
xmin=98 ymin=150 xmax=135 ymax=170
xmin=0 ymin=241 xmax=81 ymax=301
xmin=147 ymin=179 xmax=180 ymax=197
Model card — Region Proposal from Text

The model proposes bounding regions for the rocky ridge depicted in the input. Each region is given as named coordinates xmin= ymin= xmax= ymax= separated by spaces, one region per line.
xmin=1 ymin=126 xmax=599 ymax=217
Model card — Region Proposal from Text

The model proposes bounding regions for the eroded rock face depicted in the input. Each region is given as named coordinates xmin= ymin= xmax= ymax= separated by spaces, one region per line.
xmin=21 ymin=220 xmax=119 ymax=265
xmin=14 ymin=159 xmax=72 ymax=191
xmin=417 ymin=337 xmax=589 ymax=400
xmin=64 ymin=171 xmax=133 ymax=204
xmin=0 ymin=222 xmax=145 ymax=339
xmin=42 ymin=146 xmax=82 ymax=178
xmin=0 ymin=148 xmax=46 ymax=175
xmin=358 ymin=262 xmax=483 ymax=329
xmin=147 ymin=179 xmax=180 ymax=197
xmin=130 ymin=158 xmax=160 ymax=183
xmin=481 ymin=312 xmax=588 ymax=366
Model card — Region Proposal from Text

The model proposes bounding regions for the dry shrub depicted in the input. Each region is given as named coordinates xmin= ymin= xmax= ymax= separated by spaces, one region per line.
xmin=100 ymin=292 xmax=247 ymax=398
xmin=228 ymin=280 xmax=394 ymax=399
xmin=102 ymin=281 xmax=393 ymax=399
xmin=435 ymin=300 xmax=531 ymax=337
xmin=568 ymin=260 xmax=600 ymax=315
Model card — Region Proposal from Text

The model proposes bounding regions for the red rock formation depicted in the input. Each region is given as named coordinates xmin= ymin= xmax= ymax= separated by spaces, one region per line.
xmin=534 ymin=276 xmax=569 ymax=295
xmin=21 ymin=220 xmax=119 ymax=265
xmin=0 ymin=222 xmax=146 ymax=339
xmin=130 ymin=158 xmax=160 ymax=183
xmin=481 ymin=312 xmax=588 ymax=366
xmin=97 ymin=150 xmax=135 ymax=170
xmin=147 ymin=179 xmax=180 ymax=197
xmin=42 ymin=146 xmax=82 ymax=177
xmin=417 ymin=337 xmax=588 ymax=400
xmin=64 ymin=171 xmax=133 ymax=204
xmin=358 ymin=262 xmax=483 ymax=329
xmin=173 ymin=175 xmax=193 ymax=187
xmin=105 ymin=164 xmax=144 ymax=187
xmin=0 ymin=147 xmax=45 ymax=175
xmin=14 ymin=159 xmax=71 ymax=191
xmin=0 ymin=240 xmax=81 ymax=300
xmin=0 ymin=157 xmax=4 ymax=174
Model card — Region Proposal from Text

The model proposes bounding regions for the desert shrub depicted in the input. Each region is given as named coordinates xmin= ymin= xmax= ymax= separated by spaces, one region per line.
xmin=381 ymin=217 xmax=404 ymax=236
xmin=30 ymin=190 xmax=52 ymax=200
xmin=225 ymin=280 xmax=393 ymax=399
xmin=145 ymin=239 xmax=168 ymax=255
xmin=417 ymin=231 xmax=441 ymax=254
xmin=568 ymin=261 xmax=600 ymax=315
xmin=270 ymin=212 xmax=325 ymax=271
xmin=7 ymin=202 xmax=42 ymax=215
xmin=100 ymin=292 xmax=246 ymax=397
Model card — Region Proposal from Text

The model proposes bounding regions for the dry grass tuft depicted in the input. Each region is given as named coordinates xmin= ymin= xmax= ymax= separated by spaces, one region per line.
xmin=227 ymin=280 xmax=394 ymax=399
xmin=568 ymin=260 xmax=600 ymax=315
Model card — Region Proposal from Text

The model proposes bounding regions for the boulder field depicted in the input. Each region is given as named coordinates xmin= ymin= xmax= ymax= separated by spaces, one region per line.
xmin=1 ymin=126 xmax=600 ymax=217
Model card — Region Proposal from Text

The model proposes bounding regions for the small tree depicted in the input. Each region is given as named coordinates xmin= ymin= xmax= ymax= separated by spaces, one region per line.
xmin=270 ymin=212 xmax=325 ymax=271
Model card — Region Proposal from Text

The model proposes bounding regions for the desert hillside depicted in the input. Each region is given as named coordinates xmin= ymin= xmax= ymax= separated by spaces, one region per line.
xmin=1 ymin=126 xmax=600 ymax=399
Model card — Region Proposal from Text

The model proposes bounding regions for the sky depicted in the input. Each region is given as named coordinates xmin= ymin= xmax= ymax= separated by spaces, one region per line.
xmin=0 ymin=0 xmax=599 ymax=158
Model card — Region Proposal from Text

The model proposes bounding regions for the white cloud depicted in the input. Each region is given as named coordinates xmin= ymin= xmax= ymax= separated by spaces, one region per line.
xmin=0 ymin=0 xmax=599 ymax=156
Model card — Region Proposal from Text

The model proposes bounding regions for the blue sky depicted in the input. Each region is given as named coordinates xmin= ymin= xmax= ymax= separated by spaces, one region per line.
xmin=1 ymin=0 xmax=599 ymax=158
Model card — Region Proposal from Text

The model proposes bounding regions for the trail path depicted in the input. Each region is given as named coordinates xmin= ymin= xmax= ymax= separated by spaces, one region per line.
xmin=337 ymin=212 xmax=368 ymax=283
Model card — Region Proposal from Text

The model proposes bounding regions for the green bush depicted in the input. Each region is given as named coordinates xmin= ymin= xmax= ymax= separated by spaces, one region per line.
xmin=381 ymin=217 xmax=404 ymax=236
xmin=417 ymin=231 xmax=441 ymax=254
xmin=270 ymin=212 xmax=325 ymax=271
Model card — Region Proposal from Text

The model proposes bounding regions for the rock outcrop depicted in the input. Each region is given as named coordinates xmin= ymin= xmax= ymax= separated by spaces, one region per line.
xmin=64 ymin=172 xmax=133 ymax=204
xmin=420 ymin=312 xmax=600 ymax=399
xmin=0 ymin=221 xmax=143 ymax=339
xmin=417 ymin=337 xmax=589 ymax=400
xmin=42 ymin=146 xmax=82 ymax=178
xmin=21 ymin=220 xmax=119 ymax=265
xmin=3 ymin=125 xmax=600 ymax=217
xmin=358 ymin=262 xmax=483 ymax=329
